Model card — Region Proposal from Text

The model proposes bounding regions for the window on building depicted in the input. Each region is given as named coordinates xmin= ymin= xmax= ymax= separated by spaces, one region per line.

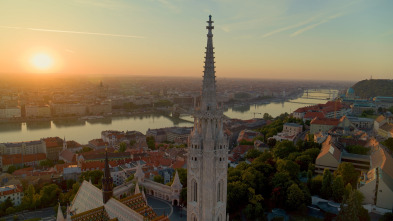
xmin=192 ymin=180 xmax=198 ymax=202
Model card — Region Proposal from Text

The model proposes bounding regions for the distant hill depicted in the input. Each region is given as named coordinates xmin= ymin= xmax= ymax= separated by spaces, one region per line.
xmin=352 ymin=79 xmax=393 ymax=98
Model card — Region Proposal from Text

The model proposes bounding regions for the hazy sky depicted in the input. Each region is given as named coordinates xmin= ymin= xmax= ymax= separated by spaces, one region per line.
xmin=0 ymin=0 xmax=392 ymax=80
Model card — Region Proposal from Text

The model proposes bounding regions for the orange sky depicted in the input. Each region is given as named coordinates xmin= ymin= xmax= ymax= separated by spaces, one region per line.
xmin=0 ymin=0 xmax=392 ymax=81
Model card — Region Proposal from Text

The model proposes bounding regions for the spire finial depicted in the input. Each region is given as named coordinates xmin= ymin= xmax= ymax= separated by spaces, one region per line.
xmin=207 ymin=15 xmax=214 ymax=31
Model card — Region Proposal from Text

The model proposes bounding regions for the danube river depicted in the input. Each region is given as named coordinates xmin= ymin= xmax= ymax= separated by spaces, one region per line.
xmin=0 ymin=89 xmax=336 ymax=144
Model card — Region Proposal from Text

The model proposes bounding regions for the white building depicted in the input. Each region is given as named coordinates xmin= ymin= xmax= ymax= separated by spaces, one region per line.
xmin=187 ymin=15 xmax=228 ymax=221
xmin=0 ymin=107 xmax=21 ymax=119
xmin=25 ymin=105 xmax=51 ymax=118
xmin=0 ymin=140 xmax=46 ymax=155
xmin=0 ymin=185 xmax=23 ymax=206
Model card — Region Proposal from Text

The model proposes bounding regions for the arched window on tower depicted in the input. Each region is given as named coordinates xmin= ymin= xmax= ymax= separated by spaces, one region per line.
xmin=217 ymin=180 xmax=223 ymax=202
xmin=192 ymin=213 xmax=197 ymax=221
xmin=192 ymin=180 xmax=198 ymax=202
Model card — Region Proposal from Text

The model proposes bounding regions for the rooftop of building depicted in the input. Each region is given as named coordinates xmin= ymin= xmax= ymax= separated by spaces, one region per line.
xmin=283 ymin=122 xmax=303 ymax=127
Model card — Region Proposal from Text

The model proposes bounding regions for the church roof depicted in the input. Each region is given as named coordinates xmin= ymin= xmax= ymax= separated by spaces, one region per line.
xmin=69 ymin=181 xmax=169 ymax=221
xmin=171 ymin=170 xmax=182 ymax=190
xmin=56 ymin=203 xmax=65 ymax=221
xmin=70 ymin=181 xmax=104 ymax=214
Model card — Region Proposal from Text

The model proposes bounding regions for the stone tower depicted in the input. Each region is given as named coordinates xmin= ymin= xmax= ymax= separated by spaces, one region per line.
xmin=187 ymin=15 xmax=228 ymax=221
xmin=102 ymin=149 xmax=113 ymax=204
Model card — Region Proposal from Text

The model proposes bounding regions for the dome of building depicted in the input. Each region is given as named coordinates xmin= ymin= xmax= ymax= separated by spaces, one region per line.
xmin=346 ymin=87 xmax=355 ymax=96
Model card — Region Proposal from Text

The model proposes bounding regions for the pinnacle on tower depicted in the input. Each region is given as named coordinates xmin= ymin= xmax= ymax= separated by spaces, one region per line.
xmin=135 ymin=182 xmax=140 ymax=194
xmin=171 ymin=170 xmax=182 ymax=190
xmin=102 ymin=148 xmax=113 ymax=204
xmin=201 ymin=15 xmax=217 ymax=112
xmin=56 ymin=202 xmax=65 ymax=221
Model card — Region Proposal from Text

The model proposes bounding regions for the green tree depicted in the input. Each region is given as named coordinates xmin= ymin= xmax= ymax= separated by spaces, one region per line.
xmin=295 ymin=154 xmax=312 ymax=171
xmin=176 ymin=168 xmax=187 ymax=186
xmin=39 ymin=184 xmax=61 ymax=207
xmin=286 ymin=183 xmax=304 ymax=210
xmin=382 ymin=138 xmax=393 ymax=152
xmin=5 ymin=207 xmax=16 ymax=215
xmin=119 ymin=142 xmax=127 ymax=152
xmin=310 ymin=175 xmax=323 ymax=195
xmin=0 ymin=198 xmax=13 ymax=213
xmin=245 ymin=148 xmax=262 ymax=159
xmin=273 ymin=140 xmax=297 ymax=159
xmin=39 ymin=159 xmax=55 ymax=168
xmin=302 ymin=148 xmax=321 ymax=161
xmin=125 ymin=174 xmax=134 ymax=182
xmin=79 ymin=170 xmax=104 ymax=187
xmin=146 ymin=136 xmax=156 ymax=150
xmin=267 ymin=138 xmax=276 ymax=148
xmin=227 ymin=181 xmax=248 ymax=211
xmin=332 ymin=175 xmax=345 ymax=203
xmin=154 ymin=175 xmax=164 ymax=184
xmin=263 ymin=113 xmax=273 ymax=120
xmin=7 ymin=165 xmax=17 ymax=174
xmin=276 ymin=159 xmax=300 ymax=179
xmin=337 ymin=189 xmax=370 ymax=221
xmin=21 ymin=184 xmax=38 ymax=210
xmin=244 ymin=203 xmax=255 ymax=220
xmin=346 ymin=145 xmax=369 ymax=155
xmin=321 ymin=169 xmax=333 ymax=199
xmin=334 ymin=162 xmax=359 ymax=187
xmin=306 ymin=170 xmax=313 ymax=189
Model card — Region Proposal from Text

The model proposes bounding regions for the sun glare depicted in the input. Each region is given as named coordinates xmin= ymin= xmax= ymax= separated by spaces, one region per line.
xmin=31 ymin=53 xmax=53 ymax=70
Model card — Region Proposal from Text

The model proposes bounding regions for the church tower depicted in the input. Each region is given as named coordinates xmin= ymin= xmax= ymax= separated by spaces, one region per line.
xmin=102 ymin=149 xmax=113 ymax=204
xmin=187 ymin=15 xmax=228 ymax=221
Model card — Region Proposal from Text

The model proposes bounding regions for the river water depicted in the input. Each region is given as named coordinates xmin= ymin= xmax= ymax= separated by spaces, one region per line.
xmin=0 ymin=89 xmax=336 ymax=144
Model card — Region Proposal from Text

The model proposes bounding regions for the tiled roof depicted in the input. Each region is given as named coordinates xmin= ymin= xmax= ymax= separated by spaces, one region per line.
xmin=375 ymin=115 xmax=386 ymax=123
xmin=311 ymin=117 xmax=341 ymax=126
xmin=317 ymin=136 xmax=341 ymax=161
xmin=42 ymin=137 xmax=63 ymax=148
xmin=172 ymin=160 xmax=186 ymax=169
xmin=380 ymin=123 xmax=393 ymax=133
xmin=232 ymin=145 xmax=254 ymax=155
xmin=371 ymin=147 xmax=393 ymax=179
xmin=12 ymin=167 xmax=34 ymax=176
xmin=303 ymin=111 xmax=325 ymax=120
xmin=2 ymin=153 xmax=46 ymax=166
xmin=0 ymin=185 xmax=23 ymax=196
xmin=81 ymin=161 xmax=105 ymax=171
xmin=82 ymin=151 xmax=130 ymax=161
xmin=59 ymin=149 xmax=75 ymax=162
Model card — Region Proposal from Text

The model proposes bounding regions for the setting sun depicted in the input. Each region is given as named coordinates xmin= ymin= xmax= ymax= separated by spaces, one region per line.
xmin=31 ymin=53 xmax=53 ymax=70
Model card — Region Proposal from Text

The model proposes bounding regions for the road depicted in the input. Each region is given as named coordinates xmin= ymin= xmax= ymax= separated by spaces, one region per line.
xmin=1 ymin=207 xmax=55 ymax=221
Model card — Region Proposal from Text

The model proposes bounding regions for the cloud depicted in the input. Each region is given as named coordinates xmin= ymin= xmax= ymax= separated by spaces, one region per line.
xmin=262 ymin=16 xmax=317 ymax=38
xmin=0 ymin=26 xmax=144 ymax=39
xmin=157 ymin=0 xmax=181 ymax=13
xmin=289 ymin=13 xmax=343 ymax=37
xmin=65 ymin=49 xmax=75 ymax=53
xmin=73 ymin=0 xmax=127 ymax=9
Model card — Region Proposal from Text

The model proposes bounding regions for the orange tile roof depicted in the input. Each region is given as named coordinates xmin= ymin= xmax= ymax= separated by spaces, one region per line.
xmin=172 ymin=160 xmax=186 ymax=169
xmin=12 ymin=167 xmax=34 ymax=176
xmin=55 ymin=163 xmax=73 ymax=173
xmin=317 ymin=136 xmax=341 ymax=161
xmin=371 ymin=147 xmax=393 ymax=179
xmin=2 ymin=153 xmax=46 ymax=166
xmin=0 ymin=185 xmax=23 ymax=196
xmin=311 ymin=117 xmax=341 ymax=126
xmin=42 ymin=137 xmax=63 ymax=148
xmin=375 ymin=115 xmax=386 ymax=123
xmin=304 ymin=112 xmax=325 ymax=119
xmin=81 ymin=161 xmax=105 ymax=171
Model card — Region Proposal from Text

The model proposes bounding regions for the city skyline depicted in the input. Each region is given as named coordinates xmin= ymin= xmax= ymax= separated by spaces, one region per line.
xmin=1 ymin=0 xmax=393 ymax=81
